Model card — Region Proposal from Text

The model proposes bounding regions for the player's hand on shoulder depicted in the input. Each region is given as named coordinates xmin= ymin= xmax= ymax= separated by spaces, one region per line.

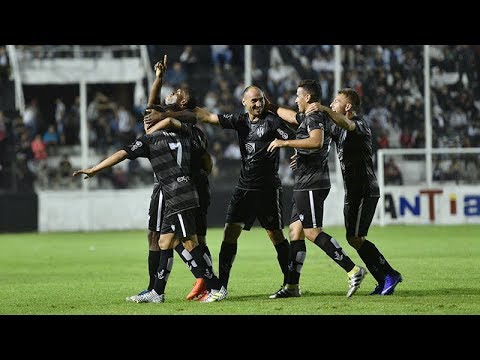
xmin=305 ymin=102 xmax=322 ymax=115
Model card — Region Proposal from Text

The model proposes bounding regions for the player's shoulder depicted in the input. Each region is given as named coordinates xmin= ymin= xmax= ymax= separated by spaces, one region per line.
xmin=352 ymin=115 xmax=368 ymax=127
xmin=305 ymin=111 xmax=328 ymax=126
xmin=264 ymin=111 xmax=284 ymax=124
xmin=307 ymin=110 xmax=328 ymax=120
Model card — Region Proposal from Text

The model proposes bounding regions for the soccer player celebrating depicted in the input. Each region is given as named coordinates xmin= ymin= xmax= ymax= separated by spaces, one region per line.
xmin=266 ymin=80 xmax=367 ymax=298
xmin=128 ymin=55 xmax=215 ymax=302
xmin=309 ymin=88 xmax=402 ymax=295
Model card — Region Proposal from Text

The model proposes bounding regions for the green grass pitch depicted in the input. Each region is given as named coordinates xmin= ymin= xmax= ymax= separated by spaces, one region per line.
xmin=1 ymin=224 xmax=479 ymax=315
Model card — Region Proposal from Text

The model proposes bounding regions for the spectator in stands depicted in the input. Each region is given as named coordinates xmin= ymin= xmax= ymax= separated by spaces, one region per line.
xmin=446 ymin=158 xmax=464 ymax=184
xmin=210 ymin=45 xmax=232 ymax=73
xmin=57 ymin=154 xmax=73 ymax=188
xmin=23 ymin=98 xmax=40 ymax=137
xmin=31 ymin=134 xmax=47 ymax=161
xmin=0 ymin=46 xmax=10 ymax=84
xmin=433 ymin=159 xmax=446 ymax=182
xmin=111 ymin=167 xmax=129 ymax=189
xmin=179 ymin=45 xmax=198 ymax=78
xmin=14 ymin=156 xmax=35 ymax=192
xmin=116 ymin=105 xmax=136 ymax=147
xmin=42 ymin=125 xmax=59 ymax=154
xmin=384 ymin=157 xmax=403 ymax=185
xmin=164 ymin=61 xmax=187 ymax=88
xmin=54 ymin=98 xmax=66 ymax=144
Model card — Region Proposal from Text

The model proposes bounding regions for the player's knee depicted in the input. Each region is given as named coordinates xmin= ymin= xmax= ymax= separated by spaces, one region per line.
xmin=148 ymin=230 xmax=160 ymax=251
xmin=347 ymin=236 xmax=363 ymax=250
xmin=303 ymin=228 xmax=321 ymax=242
xmin=223 ymin=223 xmax=243 ymax=244
xmin=289 ymin=221 xmax=303 ymax=240
xmin=266 ymin=229 xmax=285 ymax=245
xmin=197 ymin=235 xmax=206 ymax=246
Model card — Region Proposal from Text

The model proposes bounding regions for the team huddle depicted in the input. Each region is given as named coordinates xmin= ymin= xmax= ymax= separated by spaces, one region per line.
xmin=72 ymin=55 xmax=403 ymax=304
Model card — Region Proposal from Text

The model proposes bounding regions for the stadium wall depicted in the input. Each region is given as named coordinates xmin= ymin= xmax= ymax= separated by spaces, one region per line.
xmin=0 ymin=192 xmax=37 ymax=232
xmin=36 ymin=185 xmax=345 ymax=232
xmin=35 ymin=185 xmax=480 ymax=232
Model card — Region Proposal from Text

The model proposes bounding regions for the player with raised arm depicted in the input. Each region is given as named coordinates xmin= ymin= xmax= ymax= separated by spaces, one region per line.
xmin=309 ymin=88 xmax=402 ymax=295
xmin=127 ymin=55 xmax=216 ymax=301
xmin=266 ymin=79 xmax=367 ymax=298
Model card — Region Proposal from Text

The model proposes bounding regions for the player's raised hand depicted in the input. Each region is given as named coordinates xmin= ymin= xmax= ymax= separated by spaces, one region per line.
xmin=72 ymin=168 xmax=97 ymax=180
xmin=154 ymin=54 xmax=168 ymax=78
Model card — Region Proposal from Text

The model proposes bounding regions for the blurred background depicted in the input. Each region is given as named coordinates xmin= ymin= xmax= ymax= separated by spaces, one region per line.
xmin=1 ymin=45 xmax=479 ymax=232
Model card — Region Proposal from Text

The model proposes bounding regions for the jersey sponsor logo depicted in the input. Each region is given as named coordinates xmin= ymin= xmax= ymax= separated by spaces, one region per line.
xmin=246 ymin=142 xmax=255 ymax=155
xmin=177 ymin=175 xmax=191 ymax=183
xmin=277 ymin=128 xmax=289 ymax=140
xmin=130 ymin=140 xmax=143 ymax=151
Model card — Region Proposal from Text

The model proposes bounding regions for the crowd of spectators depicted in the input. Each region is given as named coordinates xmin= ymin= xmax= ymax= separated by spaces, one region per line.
xmin=1 ymin=45 xmax=480 ymax=192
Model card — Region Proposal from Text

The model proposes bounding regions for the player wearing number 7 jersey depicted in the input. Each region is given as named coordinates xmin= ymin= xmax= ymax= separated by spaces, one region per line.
xmin=72 ymin=113 xmax=227 ymax=303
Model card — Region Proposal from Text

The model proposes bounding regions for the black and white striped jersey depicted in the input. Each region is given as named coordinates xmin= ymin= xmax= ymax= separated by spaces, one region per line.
xmin=124 ymin=123 xmax=199 ymax=217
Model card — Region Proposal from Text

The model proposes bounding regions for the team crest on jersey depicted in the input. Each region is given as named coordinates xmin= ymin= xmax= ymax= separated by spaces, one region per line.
xmin=256 ymin=125 xmax=265 ymax=137
xmin=130 ymin=141 xmax=143 ymax=151
xmin=246 ymin=142 xmax=255 ymax=155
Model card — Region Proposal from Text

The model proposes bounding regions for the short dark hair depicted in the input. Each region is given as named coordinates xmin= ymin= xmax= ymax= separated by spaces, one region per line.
xmin=298 ymin=79 xmax=322 ymax=102
xmin=180 ymin=86 xmax=198 ymax=110
xmin=338 ymin=88 xmax=361 ymax=113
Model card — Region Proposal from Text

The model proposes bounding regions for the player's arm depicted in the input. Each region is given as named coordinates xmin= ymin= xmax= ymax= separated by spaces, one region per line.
xmin=145 ymin=117 xmax=182 ymax=134
xmin=72 ymin=150 xmax=128 ymax=179
xmin=267 ymin=129 xmax=323 ymax=152
xmin=144 ymin=108 xmax=196 ymax=130
xmin=265 ymin=97 xmax=299 ymax=128
xmin=306 ymin=102 xmax=356 ymax=131
xmin=193 ymin=106 xmax=221 ymax=126
xmin=201 ymin=151 xmax=214 ymax=175
xmin=147 ymin=55 xmax=167 ymax=107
